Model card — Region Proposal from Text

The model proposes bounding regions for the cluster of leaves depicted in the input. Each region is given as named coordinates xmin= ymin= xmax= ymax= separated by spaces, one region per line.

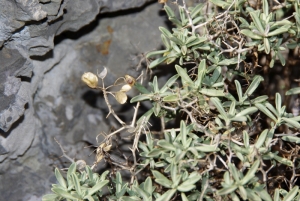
xmin=44 ymin=0 xmax=300 ymax=200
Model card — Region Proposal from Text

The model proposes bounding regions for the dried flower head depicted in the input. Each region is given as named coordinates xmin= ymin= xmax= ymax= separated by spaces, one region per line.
xmin=82 ymin=72 xmax=98 ymax=88
xmin=125 ymin=75 xmax=136 ymax=87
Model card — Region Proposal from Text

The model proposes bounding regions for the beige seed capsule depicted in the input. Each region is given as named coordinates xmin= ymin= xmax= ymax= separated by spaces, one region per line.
xmin=81 ymin=72 xmax=98 ymax=88
xmin=115 ymin=91 xmax=128 ymax=104
xmin=120 ymin=84 xmax=132 ymax=92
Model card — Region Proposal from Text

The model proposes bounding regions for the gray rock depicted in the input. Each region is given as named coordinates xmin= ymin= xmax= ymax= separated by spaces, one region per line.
xmin=0 ymin=0 xmax=173 ymax=200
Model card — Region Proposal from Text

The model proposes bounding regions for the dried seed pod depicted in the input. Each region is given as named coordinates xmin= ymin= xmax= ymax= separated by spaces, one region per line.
xmin=125 ymin=75 xmax=136 ymax=87
xmin=120 ymin=84 xmax=132 ymax=92
xmin=82 ymin=72 xmax=98 ymax=88
xmin=115 ymin=91 xmax=128 ymax=104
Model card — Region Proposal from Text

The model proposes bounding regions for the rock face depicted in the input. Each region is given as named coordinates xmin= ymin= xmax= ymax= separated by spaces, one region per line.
xmin=0 ymin=0 xmax=168 ymax=200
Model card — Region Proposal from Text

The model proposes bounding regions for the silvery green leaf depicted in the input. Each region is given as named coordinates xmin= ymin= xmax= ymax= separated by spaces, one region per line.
xmin=180 ymin=120 xmax=187 ymax=147
xmin=241 ymin=29 xmax=263 ymax=39
xmin=181 ymin=192 xmax=188 ymax=201
xmin=151 ymin=170 xmax=173 ymax=188
xmin=230 ymin=192 xmax=240 ymax=201
xmin=163 ymin=94 xmax=178 ymax=102
xmin=139 ymin=142 xmax=149 ymax=153
xmin=166 ymin=57 xmax=177 ymax=65
xmin=250 ymin=11 xmax=265 ymax=33
xmin=275 ymin=93 xmax=282 ymax=114
xmin=158 ymin=140 xmax=177 ymax=151
xmin=87 ymin=180 xmax=109 ymax=196
xmin=273 ymin=189 xmax=280 ymax=201
xmin=133 ymin=186 xmax=149 ymax=201
xmin=223 ymin=171 xmax=232 ymax=185
xmin=161 ymin=34 xmax=171 ymax=50
xmin=187 ymin=147 xmax=199 ymax=157
xmin=156 ymin=189 xmax=176 ymax=201
xmin=286 ymin=87 xmax=300 ymax=95
xmin=134 ymin=82 xmax=150 ymax=94
xmin=170 ymin=162 xmax=177 ymax=184
xmin=229 ymin=101 xmax=236 ymax=116
xmin=265 ymin=102 xmax=279 ymax=117
xmin=255 ymin=129 xmax=268 ymax=149
xmin=169 ymin=17 xmax=183 ymax=27
xmin=282 ymin=117 xmax=300 ymax=128
xmin=209 ymin=0 xmax=231 ymax=8
xmin=218 ymin=57 xmax=240 ymax=66
xmin=282 ymin=135 xmax=300 ymax=143
xmin=286 ymin=42 xmax=299 ymax=49
xmin=130 ymin=94 xmax=151 ymax=103
xmin=240 ymin=160 xmax=260 ymax=185
xmin=42 ymin=194 xmax=59 ymax=201
xmin=55 ymin=168 xmax=67 ymax=189
xmin=265 ymin=127 xmax=275 ymax=147
xmin=153 ymin=102 xmax=161 ymax=116
xmin=159 ymin=26 xmax=173 ymax=38
xmin=277 ymin=51 xmax=286 ymax=66
xmin=256 ymin=188 xmax=272 ymax=201
xmin=268 ymin=25 xmax=291 ymax=37
xmin=146 ymin=50 xmax=168 ymax=58
xmin=177 ymin=184 xmax=196 ymax=192
xmin=71 ymin=174 xmax=82 ymax=196
xmin=283 ymin=186 xmax=299 ymax=201
xmin=199 ymin=88 xmax=225 ymax=96
xmin=170 ymin=36 xmax=184 ymax=46
xmin=239 ymin=17 xmax=250 ymax=27
xmin=187 ymin=171 xmax=202 ymax=183
xmin=210 ymin=66 xmax=221 ymax=84
xmin=195 ymin=59 xmax=206 ymax=88
xmin=137 ymin=108 xmax=154 ymax=125
xmin=67 ymin=163 xmax=76 ymax=182
xmin=175 ymin=65 xmax=194 ymax=86
xmin=270 ymin=58 xmax=275 ymax=68
xmin=149 ymin=56 xmax=168 ymax=68
xmin=255 ymin=103 xmax=277 ymax=121
xmin=236 ymin=152 xmax=245 ymax=162
xmin=194 ymin=145 xmax=219 ymax=152
xmin=229 ymin=163 xmax=240 ymax=182
xmin=243 ymin=131 xmax=249 ymax=148
xmin=147 ymin=149 xmax=164 ymax=157
xmin=235 ymin=107 xmax=258 ymax=117
xmin=175 ymin=150 xmax=186 ymax=162
xmin=250 ymin=95 xmax=268 ymax=104
xmin=262 ymin=0 xmax=269 ymax=16
xmin=272 ymin=153 xmax=293 ymax=166
xmin=179 ymin=7 xmax=186 ymax=26
xmin=172 ymin=174 xmax=182 ymax=188
xmin=186 ymin=36 xmax=207 ymax=47
xmin=235 ymin=80 xmax=243 ymax=102
xmin=243 ymin=76 xmax=264 ymax=101
xmin=191 ymin=3 xmax=204 ymax=18
xmin=153 ymin=76 xmax=159 ymax=93
xmin=52 ymin=188 xmax=78 ymax=200
xmin=164 ymin=5 xmax=175 ymax=18
xmin=181 ymin=45 xmax=187 ymax=55
xmin=264 ymin=38 xmax=270 ymax=54
xmin=185 ymin=35 xmax=197 ymax=45
xmin=192 ymin=16 xmax=203 ymax=24
xmin=245 ymin=188 xmax=262 ymax=201
xmin=239 ymin=186 xmax=247 ymax=200
xmin=217 ymin=185 xmax=238 ymax=195
xmin=212 ymin=82 xmax=224 ymax=88
xmin=210 ymin=97 xmax=228 ymax=120
xmin=144 ymin=177 xmax=153 ymax=195
xmin=231 ymin=142 xmax=249 ymax=154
